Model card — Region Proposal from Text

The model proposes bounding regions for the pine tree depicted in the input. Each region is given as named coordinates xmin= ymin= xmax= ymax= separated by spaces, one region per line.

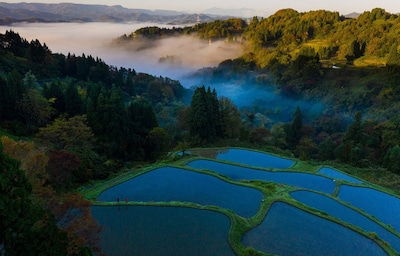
xmin=64 ymin=82 xmax=83 ymax=117
xmin=345 ymin=111 xmax=363 ymax=145
xmin=126 ymin=98 xmax=158 ymax=160
xmin=187 ymin=86 xmax=221 ymax=143
xmin=288 ymin=106 xmax=303 ymax=148
xmin=43 ymin=80 xmax=66 ymax=117
xmin=187 ymin=86 xmax=208 ymax=140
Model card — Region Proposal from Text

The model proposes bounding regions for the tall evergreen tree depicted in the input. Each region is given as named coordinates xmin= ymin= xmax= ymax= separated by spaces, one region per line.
xmin=187 ymin=86 xmax=208 ymax=140
xmin=219 ymin=97 xmax=242 ymax=139
xmin=0 ymin=76 xmax=9 ymax=121
xmin=43 ymin=80 xmax=66 ymax=118
xmin=126 ymin=98 xmax=158 ymax=160
xmin=106 ymin=85 xmax=128 ymax=157
xmin=345 ymin=111 xmax=363 ymax=145
xmin=64 ymin=82 xmax=83 ymax=117
xmin=3 ymin=70 xmax=25 ymax=121
xmin=187 ymin=86 xmax=220 ymax=143
xmin=287 ymin=106 xmax=303 ymax=148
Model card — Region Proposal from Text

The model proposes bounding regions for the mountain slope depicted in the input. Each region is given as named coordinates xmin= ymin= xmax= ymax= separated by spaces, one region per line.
xmin=0 ymin=2 xmax=221 ymax=24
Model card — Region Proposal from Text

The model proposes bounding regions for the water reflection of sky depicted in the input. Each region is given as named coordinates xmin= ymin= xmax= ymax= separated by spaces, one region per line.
xmin=339 ymin=185 xmax=400 ymax=233
xmin=318 ymin=167 xmax=362 ymax=184
xmin=98 ymin=167 xmax=262 ymax=217
xmin=291 ymin=190 xmax=400 ymax=254
xmin=187 ymin=159 xmax=335 ymax=194
xmin=216 ymin=148 xmax=294 ymax=169
xmin=92 ymin=206 xmax=235 ymax=256
xmin=242 ymin=202 xmax=387 ymax=256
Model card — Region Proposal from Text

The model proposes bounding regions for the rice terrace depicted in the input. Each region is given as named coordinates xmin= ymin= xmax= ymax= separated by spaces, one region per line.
xmin=83 ymin=148 xmax=400 ymax=255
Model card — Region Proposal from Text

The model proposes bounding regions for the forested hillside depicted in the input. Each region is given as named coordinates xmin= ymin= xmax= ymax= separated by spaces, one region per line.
xmin=0 ymin=30 xmax=190 ymax=255
xmin=116 ymin=8 xmax=400 ymax=184
xmin=118 ymin=8 xmax=400 ymax=117
xmin=124 ymin=8 xmax=399 ymax=67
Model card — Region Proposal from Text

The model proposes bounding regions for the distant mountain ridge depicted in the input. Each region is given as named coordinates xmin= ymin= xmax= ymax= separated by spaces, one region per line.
xmin=0 ymin=2 xmax=376 ymax=25
xmin=201 ymin=7 xmax=260 ymax=18
xmin=0 ymin=2 xmax=227 ymax=24
xmin=344 ymin=12 xmax=361 ymax=18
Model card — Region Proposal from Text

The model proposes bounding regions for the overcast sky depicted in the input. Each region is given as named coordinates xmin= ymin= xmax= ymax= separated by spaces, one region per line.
xmin=4 ymin=0 xmax=400 ymax=15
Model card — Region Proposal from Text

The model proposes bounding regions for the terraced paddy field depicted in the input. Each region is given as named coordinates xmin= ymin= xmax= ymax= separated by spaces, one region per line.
xmin=83 ymin=147 xmax=400 ymax=255
xmin=92 ymin=206 xmax=235 ymax=256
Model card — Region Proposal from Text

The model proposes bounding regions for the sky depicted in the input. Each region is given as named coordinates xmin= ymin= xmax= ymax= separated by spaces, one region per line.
xmin=3 ymin=0 xmax=400 ymax=16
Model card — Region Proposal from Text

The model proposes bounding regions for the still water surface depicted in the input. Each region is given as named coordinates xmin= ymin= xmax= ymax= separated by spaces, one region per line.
xmin=339 ymin=185 xmax=400 ymax=233
xmin=318 ymin=167 xmax=362 ymax=184
xmin=242 ymin=202 xmax=387 ymax=256
xmin=187 ymin=160 xmax=335 ymax=194
xmin=216 ymin=148 xmax=294 ymax=169
xmin=98 ymin=166 xmax=262 ymax=217
xmin=92 ymin=206 xmax=235 ymax=256
xmin=291 ymin=190 xmax=400 ymax=253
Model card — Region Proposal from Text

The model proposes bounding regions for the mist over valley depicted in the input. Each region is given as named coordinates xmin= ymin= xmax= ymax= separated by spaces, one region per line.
xmin=0 ymin=22 xmax=242 ymax=79
xmin=0 ymin=21 xmax=327 ymax=124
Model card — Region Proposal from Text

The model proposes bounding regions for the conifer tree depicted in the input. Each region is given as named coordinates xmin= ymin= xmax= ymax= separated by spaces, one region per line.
xmin=287 ymin=106 xmax=303 ymax=149
xmin=126 ymin=98 xmax=158 ymax=160
xmin=64 ymin=82 xmax=83 ymax=117
xmin=187 ymin=86 xmax=220 ymax=143
xmin=345 ymin=111 xmax=363 ymax=146
xmin=43 ymin=80 xmax=66 ymax=117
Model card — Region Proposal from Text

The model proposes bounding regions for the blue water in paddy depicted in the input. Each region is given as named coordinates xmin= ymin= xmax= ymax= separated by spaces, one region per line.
xmin=186 ymin=160 xmax=335 ymax=194
xmin=216 ymin=148 xmax=294 ymax=169
xmin=242 ymin=202 xmax=387 ymax=256
xmin=92 ymin=206 xmax=235 ymax=256
xmin=291 ymin=190 xmax=400 ymax=253
xmin=98 ymin=166 xmax=262 ymax=217
xmin=318 ymin=167 xmax=362 ymax=184
xmin=338 ymin=185 xmax=400 ymax=234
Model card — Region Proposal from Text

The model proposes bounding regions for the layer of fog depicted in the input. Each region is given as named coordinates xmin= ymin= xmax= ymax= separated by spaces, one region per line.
xmin=0 ymin=22 xmax=327 ymax=124
xmin=0 ymin=22 xmax=243 ymax=82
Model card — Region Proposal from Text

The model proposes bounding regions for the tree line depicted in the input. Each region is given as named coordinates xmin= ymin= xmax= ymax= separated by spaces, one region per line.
xmin=183 ymin=90 xmax=400 ymax=178
xmin=118 ymin=18 xmax=247 ymax=41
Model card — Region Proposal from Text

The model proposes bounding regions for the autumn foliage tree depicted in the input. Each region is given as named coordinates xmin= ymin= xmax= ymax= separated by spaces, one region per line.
xmin=44 ymin=191 xmax=103 ymax=255
xmin=36 ymin=115 xmax=95 ymax=151
xmin=0 ymin=140 xmax=69 ymax=255
xmin=1 ymin=136 xmax=103 ymax=255
xmin=35 ymin=115 xmax=102 ymax=184
xmin=1 ymin=136 xmax=48 ymax=200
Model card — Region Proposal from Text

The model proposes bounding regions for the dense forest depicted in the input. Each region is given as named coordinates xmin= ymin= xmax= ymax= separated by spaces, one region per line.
xmin=1 ymin=7 xmax=400 ymax=255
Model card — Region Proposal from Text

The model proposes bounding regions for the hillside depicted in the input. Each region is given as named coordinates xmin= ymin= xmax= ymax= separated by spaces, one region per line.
xmin=120 ymin=8 xmax=400 ymax=119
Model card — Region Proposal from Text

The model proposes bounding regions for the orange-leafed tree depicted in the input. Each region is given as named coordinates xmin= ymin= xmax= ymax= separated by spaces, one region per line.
xmin=1 ymin=136 xmax=103 ymax=255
